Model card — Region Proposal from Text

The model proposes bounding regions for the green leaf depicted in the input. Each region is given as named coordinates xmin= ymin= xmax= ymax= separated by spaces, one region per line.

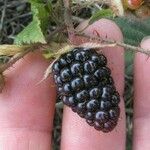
xmin=89 ymin=9 xmax=113 ymax=25
xmin=14 ymin=0 xmax=50 ymax=45
xmin=113 ymin=17 xmax=150 ymax=46
xmin=47 ymin=0 xmax=53 ymax=13
xmin=30 ymin=0 xmax=49 ymax=31
xmin=112 ymin=17 xmax=150 ymax=76
xmin=14 ymin=17 xmax=46 ymax=45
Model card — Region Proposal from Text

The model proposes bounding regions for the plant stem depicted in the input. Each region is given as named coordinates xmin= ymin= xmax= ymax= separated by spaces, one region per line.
xmin=46 ymin=25 xmax=66 ymax=43
xmin=63 ymin=0 xmax=75 ymax=41
xmin=0 ymin=44 xmax=40 ymax=73
xmin=75 ymin=32 xmax=150 ymax=55
xmin=0 ymin=0 xmax=7 ymax=34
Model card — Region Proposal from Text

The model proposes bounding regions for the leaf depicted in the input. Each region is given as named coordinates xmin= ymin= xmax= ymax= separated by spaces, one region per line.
xmin=113 ymin=17 xmax=150 ymax=46
xmin=15 ymin=18 xmax=46 ymax=45
xmin=47 ymin=0 xmax=53 ymax=13
xmin=112 ymin=17 xmax=150 ymax=76
xmin=30 ymin=0 xmax=49 ymax=31
xmin=89 ymin=9 xmax=113 ymax=25
xmin=14 ymin=0 xmax=50 ymax=45
xmin=0 ymin=45 xmax=30 ymax=56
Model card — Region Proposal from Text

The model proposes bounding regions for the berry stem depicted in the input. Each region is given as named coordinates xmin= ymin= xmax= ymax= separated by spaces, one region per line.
xmin=46 ymin=25 xmax=66 ymax=44
xmin=75 ymin=32 xmax=150 ymax=55
xmin=42 ymin=59 xmax=58 ymax=82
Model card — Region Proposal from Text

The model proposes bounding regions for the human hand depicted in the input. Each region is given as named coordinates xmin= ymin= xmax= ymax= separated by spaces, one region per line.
xmin=0 ymin=18 xmax=149 ymax=150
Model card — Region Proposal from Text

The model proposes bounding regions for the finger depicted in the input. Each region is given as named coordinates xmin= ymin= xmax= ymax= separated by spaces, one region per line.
xmin=133 ymin=37 xmax=150 ymax=150
xmin=0 ymin=52 xmax=56 ymax=150
xmin=61 ymin=19 xmax=126 ymax=150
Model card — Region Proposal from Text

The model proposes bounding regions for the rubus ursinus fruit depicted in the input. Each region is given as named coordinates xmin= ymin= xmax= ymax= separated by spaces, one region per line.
xmin=52 ymin=47 xmax=120 ymax=133
xmin=123 ymin=0 xmax=143 ymax=10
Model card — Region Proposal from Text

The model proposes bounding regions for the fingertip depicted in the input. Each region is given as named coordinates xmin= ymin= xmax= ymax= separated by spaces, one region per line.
xmin=134 ymin=37 xmax=150 ymax=66
xmin=85 ymin=18 xmax=123 ymax=41
xmin=74 ymin=18 xmax=123 ymax=45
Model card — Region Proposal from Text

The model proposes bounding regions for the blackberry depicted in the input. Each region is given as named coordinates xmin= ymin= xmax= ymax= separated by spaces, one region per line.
xmin=59 ymin=57 xmax=68 ymax=66
xmin=71 ymin=78 xmax=84 ymax=91
xmin=86 ymin=99 xmax=99 ymax=111
xmin=63 ymin=83 xmax=72 ymax=93
xmin=60 ymin=68 xmax=71 ymax=82
xmin=52 ymin=47 xmax=120 ymax=133
xmin=83 ymin=75 xmax=97 ymax=87
xmin=100 ymin=100 xmax=112 ymax=110
xmin=89 ymin=87 xmax=101 ymax=99
xmin=85 ymin=112 xmax=94 ymax=120
xmin=62 ymin=96 xmax=77 ymax=107
xmin=94 ymin=121 xmax=104 ymax=131
xmin=74 ymin=50 xmax=89 ymax=62
xmin=54 ymin=76 xmax=62 ymax=86
xmin=53 ymin=62 xmax=61 ymax=74
xmin=76 ymin=90 xmax=89 ymax=102
xmin=95 ymin=111 xmax=109 ymax=123
xmin=64 ymin=53 xmax=74 ymax=63
xmin=71 ymin=62 xmax=83 ymax=76
xmin=86 ymin=119 xmax=94 ymax=126
xmin=84 ymin=61 xmax=97 ymax=73
xmin=94 ymin=67 xmax=110 ymax=79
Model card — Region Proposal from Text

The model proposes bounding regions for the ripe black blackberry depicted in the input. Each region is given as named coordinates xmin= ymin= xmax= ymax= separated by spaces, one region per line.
xmin=52 ymin=47 xmax=120 ymax=133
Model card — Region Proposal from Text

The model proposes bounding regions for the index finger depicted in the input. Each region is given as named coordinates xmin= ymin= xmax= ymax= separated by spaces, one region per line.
xmin=61 ymin=19 xmax=126 ymax=150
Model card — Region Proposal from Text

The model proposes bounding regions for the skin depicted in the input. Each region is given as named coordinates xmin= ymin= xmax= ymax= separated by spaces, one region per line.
xmin=0 ymin=18 xmax=149 ymax=149
xmin=61 ymin=19 xmax=125 ymax=150
xmin=133 ymin=38 xmax=150 ymax=150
